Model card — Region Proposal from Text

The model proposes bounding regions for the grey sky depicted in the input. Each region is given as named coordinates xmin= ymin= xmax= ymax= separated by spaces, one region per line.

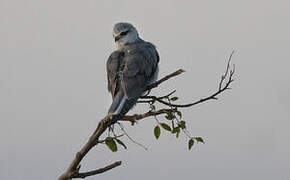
xmin=1 ymin=0 xmax=289 ymax=179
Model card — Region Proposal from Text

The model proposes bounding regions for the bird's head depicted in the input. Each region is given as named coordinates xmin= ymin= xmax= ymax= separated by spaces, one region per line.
xmin=113 ymin=22 xmax=139 ymax=48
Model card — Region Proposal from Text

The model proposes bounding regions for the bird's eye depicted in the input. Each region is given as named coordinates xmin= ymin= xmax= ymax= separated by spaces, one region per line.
xmin=120 ymin=30 xmax=129 ymax=36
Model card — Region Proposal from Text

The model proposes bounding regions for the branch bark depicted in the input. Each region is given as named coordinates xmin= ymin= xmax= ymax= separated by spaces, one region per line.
xmin=58 ymin=116 xmax=112 ymax=180
xmin=119 ymin=108 xmax=178 ymax=124
xmin=72 ymin=161 xmax=121 ymax=179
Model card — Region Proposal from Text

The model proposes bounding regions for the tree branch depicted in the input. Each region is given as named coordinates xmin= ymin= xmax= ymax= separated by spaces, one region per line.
xmin=119 ymin=108 xmax=178 ymax=124
xmin=145 ymin=69 xmax=185 ymax=91
xmin=57 ymin=70 xmax=186 ymax=180
xmin=140 ymin=51 xmax=235 ymax=108
xmin=58 ymin=52 xmax=235 ymax=179
xmin=58 ymin=115 xmax=112 ymax=180
xmin=71 ymin=161 xmax=121 ymax=179
xmin=140 ymin=70 xmax=233 ymax=108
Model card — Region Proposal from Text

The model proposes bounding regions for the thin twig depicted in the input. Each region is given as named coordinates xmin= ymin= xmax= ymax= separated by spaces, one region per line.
xmin=157 ymin=90 xmax=177 ymax=99
xmin=140 ymin=52 xmax=235 ymax=108
xmin=71 ymin=161 xmax=122 ymax=179
xmin=140 ymin=75 xmax=232 ymax=108
xmin=118 ymin=123 xmax=148 ymax=150
xmin=219 ymin=50 xmax=235 ymax=90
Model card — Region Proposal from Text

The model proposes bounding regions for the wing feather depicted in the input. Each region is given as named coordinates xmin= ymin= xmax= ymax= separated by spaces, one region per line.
xmin=121 ymin=42 xmax=159 ymax=98
xmin=106 ymin=42 xmax=159 ymax=102
xmin=106 ymin=51 xmax=124 ymax=98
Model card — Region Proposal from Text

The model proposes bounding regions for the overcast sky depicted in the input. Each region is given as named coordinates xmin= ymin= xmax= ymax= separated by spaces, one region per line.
xmin=1 ymin=0 xmax=290 ymax=180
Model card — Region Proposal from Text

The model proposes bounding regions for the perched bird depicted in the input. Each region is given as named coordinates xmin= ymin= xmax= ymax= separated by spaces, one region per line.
xmin=106 ymin=22 xmax=159 ymax=124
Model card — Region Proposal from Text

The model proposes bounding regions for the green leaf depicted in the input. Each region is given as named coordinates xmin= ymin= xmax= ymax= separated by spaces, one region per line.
xmin=160 ymin=123 xmax=172 ymax=131
xmin=165 ymin=112 xmax=175 ymax=120
xmin=176 ymin=129 xmax=180 ymax=138
xmin=172 ymin=127 xmax=180 ymax=134
xmin=115 ymin=139 xmax=127 ymax=149
xmin=170 ymin=97 xmax=179 ymax=101
xmin=188 ymin=139 xmax=194 ymax=150
xmin=179 ymin=121 xmax=186 ymax=129
xmin=195 ymin=137 xmax=205 ymax=144
xmin=154 ymin=125 xmax=161 ymax=139
xmin=105 ymin=137 xmax=118 ymax=152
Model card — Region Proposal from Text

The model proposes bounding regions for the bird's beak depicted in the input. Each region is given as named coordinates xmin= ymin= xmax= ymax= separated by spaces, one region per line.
xmin=115 ymin=35 xmax=121 ymax=42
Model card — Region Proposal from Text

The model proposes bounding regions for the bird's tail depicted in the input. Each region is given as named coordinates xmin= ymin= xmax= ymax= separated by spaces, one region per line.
xmin=108 ymin=91 xmax=138 ymax=124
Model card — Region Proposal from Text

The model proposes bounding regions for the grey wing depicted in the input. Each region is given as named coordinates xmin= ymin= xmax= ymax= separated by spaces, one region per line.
xmin=121 ymin=43 xmax=159 ymax=99
xmin=106 ymin=51 xmax=125 ymax=98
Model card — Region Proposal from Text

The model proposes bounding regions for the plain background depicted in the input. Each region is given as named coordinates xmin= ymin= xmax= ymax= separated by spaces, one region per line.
xmin=1 ymin=0 xmax=290 ymax=179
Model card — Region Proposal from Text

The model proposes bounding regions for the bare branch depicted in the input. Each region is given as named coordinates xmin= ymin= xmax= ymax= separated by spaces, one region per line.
xmin=71 ymin=161 xmax=122 ymax=179
xmin=140 ymin=52 xmax=235 ymax=108
xmin=138 ymin=90 xmax=176 ymax=104
xmin=157 ymin=90 xmax=177 ymax=99
xmin=145 ymin=69 xmax=185 ymax=91
xmin=58 ymin=115 xmax=113 ymax=180
xmin=219 ymin=50 xmax=235 ymax=90
xmin=140 ymin=72 xmax=233 ymax=108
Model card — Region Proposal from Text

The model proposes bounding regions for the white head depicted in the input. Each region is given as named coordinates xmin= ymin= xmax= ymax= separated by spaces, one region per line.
xmin=113 ymin=22 xmax=139 ymax=49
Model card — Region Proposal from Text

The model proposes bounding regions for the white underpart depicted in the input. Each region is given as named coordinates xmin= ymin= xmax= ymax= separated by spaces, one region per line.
xmin=114 ymin=97 xmax=126 ymax=114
